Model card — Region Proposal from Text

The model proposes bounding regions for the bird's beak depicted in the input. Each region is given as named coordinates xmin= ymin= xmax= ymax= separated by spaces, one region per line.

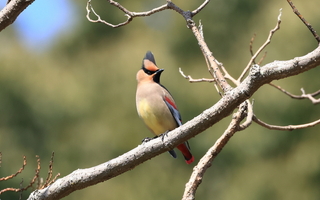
xmin=153 ymin=69 xmax=164 ymax=83
xmin=156 ymin=68 xmax=164 ymax=74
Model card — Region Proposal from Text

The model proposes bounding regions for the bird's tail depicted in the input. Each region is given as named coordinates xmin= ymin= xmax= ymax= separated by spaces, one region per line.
xmin=177 ymin=142 xmax=194 ymax=164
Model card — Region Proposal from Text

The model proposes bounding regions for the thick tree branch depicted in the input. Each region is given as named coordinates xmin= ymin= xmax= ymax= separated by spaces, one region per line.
xmin=28 ymin=45 xmax=320 ymax=200
xmin=0 ymin=0 xmax=35 ymax=32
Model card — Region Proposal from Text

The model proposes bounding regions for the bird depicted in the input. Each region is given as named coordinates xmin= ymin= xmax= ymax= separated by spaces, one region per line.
xmin=135 ymin=51 xmax=194 ymax=164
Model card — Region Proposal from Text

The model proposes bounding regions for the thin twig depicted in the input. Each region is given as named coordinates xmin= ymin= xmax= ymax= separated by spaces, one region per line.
xmin=42 ymin=152 xmax=54 ymax=188
xmin=191 ymin=0 xmax=210 ymax=16
xmin=269 ymin=83 xmax=320 ymax=104
xmin=0 ymin=156 xmax=27 ymax=181
xmin=287 ymin=0 xmax=320 ymax=43
xmin=253 ymin=116 xmax=320 ymax=131
xmin=249 ymin=33 xmax=268 ymax=65
xmin=0 ymin=155 xmax=41 ymax=195
xmin=37 ymin=152 xmax=60 ymax=189
xmin=249 ymin=33 xmax=256 ymax=58
xmin=238 ymin=9 xmax=282 ymax=82
xmin=257 ymin=51 xmax=267 ymax=65
xmin=300 ymin=88 xmax=320 ymax=104
xmin=179 ymin=68 xmax=215 ymax=83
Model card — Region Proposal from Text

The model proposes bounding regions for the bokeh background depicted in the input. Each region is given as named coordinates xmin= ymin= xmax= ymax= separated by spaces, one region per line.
xmin=0 ymin=0 xmax=320 ymax=199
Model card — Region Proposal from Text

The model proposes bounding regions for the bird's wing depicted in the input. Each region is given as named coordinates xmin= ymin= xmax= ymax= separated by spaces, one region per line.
xmin=164 ymin=96 xmax=182 ymax=126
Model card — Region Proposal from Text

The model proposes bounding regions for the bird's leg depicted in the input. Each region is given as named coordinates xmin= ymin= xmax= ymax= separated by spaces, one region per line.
xmin=159 ymin=131 xmax=169 ymax=142
xmin=142 ymin=131 xmax=169 ymax=143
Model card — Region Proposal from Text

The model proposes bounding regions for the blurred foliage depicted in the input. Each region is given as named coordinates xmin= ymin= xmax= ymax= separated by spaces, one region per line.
xmin=0 ymin=0 xmax=320 ymax=199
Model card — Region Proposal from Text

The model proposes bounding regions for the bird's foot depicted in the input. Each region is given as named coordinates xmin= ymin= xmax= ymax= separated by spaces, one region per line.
xmin=141 ymin=137 xmax=152 ymax=143
xmin=159 ymin=131 xmax=169 ymax=142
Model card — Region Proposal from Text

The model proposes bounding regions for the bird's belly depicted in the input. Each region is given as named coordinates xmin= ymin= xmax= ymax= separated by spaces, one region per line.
xmin=137 ymin=99 xmax=176 ymax=135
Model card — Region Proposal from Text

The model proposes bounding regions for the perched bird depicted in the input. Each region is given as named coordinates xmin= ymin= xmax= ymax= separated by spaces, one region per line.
xmin=136 ymin=51 xmax=194 ymax=164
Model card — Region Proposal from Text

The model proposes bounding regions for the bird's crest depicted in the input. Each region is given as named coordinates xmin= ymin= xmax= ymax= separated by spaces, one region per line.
xmin=142 ymin=51 xmax=159 ymax=73
xmin=144 ymin=51 xmax=156 ymax=65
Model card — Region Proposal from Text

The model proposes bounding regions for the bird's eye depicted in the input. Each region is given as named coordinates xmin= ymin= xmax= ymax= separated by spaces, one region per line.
xmin=146 ymin=71 xmax=154 ymax=75
xmin=142 ymin=67 xmax=155 ymax=75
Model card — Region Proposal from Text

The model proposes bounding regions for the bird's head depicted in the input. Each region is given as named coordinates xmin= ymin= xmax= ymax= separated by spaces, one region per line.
xmin=136 ymin=51 xmax=164 ymax=84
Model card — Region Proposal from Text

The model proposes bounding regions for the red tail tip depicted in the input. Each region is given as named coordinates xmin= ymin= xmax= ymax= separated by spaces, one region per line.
xmin=185 ymin=156 xmax=195 ymax=164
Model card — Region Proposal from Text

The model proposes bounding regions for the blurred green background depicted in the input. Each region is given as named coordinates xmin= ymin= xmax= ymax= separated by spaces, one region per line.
xmin=1 ymin=0 xmax=320 ymax=199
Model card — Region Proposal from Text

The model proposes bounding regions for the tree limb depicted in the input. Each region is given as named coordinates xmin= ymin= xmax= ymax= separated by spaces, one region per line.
xmin=0 ymin=0 xmax=35 ymax=32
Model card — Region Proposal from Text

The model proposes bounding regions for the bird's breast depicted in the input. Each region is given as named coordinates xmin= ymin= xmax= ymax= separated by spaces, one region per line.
xmin=136 ymin=98 xmax=176 ymax=135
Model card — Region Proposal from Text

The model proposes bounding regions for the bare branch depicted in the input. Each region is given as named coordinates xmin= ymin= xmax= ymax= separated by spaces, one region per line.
xmin=40 ymin=152 xmax=59 ymax=189
xmin=257 ymin=51 xmax=267 ymax=65
xmin=0 ymin=155 xmax=41 ymax=195
xmin=86 ymin=0 xmax=169 ymax=28
xmin=269 ymin=83 xmax=320 ymax=104
xmin=238 ymin=9 xmax=282 ymax=82
xmin=249 ymin=33 xmax=256 ymax=58
xmin=182 ymin=102 xmax=247 ymax=200
xmin=0 ymin=156 xmax=27 ymax=182
xmin=287 ymin=0 xmax=320 ymax=43
xmin=23 ymin=156 xmax=41 ymax=191
xmin=0 ymin=0 xmax=35 ymax=32
xmin=249 ymin=34 xmax=268 ymax=65
xmin=300 ymin=88 xmax=320 ymax=104
xmin=191 ymin=0 xmax=210 ymax=16
xmin=253 ymin=115 xmax=320 ymax=131
xmin=179 ymin=68 xmax=215 ymax=83
xmin=179 ymin=67 xmax=221 ymax=96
